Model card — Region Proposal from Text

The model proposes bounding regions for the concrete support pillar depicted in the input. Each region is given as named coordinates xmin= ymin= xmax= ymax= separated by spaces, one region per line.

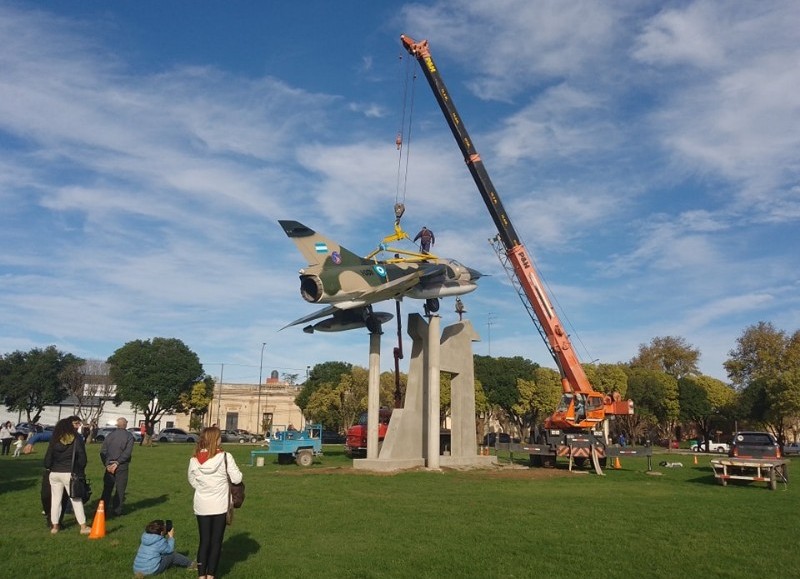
xmin=366 ymin=331 xmax=382 ymax=459
xmin=426 ymin=315 xmax=441 ymax=470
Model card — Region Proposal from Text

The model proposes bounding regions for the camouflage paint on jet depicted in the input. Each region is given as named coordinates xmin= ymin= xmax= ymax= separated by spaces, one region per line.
xmin=278 ymin=220 xmax=483 ymax=333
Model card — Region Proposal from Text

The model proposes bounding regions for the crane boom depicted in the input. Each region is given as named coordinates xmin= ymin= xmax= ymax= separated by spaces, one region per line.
xmin=401 ymin=35 xmax=632 ymax=431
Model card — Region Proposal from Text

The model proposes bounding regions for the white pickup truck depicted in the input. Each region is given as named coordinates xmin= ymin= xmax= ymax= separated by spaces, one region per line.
xmin=784 ymin=442 xmax=800 ymax=456
xmin=691 ymin=441 xmax=730 ymax=453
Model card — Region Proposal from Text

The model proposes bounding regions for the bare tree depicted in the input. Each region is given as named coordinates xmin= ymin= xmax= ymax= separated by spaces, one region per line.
xmin=61 ymin=359 xmax=114 ymax=425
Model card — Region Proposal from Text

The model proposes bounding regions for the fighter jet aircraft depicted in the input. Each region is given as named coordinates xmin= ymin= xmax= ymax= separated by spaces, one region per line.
xmin=279 ymin=220 xmax=483 ymax=333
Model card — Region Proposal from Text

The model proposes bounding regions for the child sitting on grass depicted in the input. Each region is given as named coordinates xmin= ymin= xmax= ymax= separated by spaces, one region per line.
xmin=133 ymin=519 xmax=196 ymax=577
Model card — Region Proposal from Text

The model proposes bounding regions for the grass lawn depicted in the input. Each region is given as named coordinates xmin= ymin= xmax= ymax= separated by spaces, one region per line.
xmin=0 ymin=443 xmax=796 ymax=578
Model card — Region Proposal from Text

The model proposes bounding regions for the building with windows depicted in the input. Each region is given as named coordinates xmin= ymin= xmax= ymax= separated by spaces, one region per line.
xmin=173 ymin=371 xmax=305 ymax=436
xmin=4 ymin=371 xmax=305 ymax=439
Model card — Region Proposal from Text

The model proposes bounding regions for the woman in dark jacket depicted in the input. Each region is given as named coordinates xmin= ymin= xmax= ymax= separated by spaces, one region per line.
xmin=44 ymin=417 xmax=91 ymax=534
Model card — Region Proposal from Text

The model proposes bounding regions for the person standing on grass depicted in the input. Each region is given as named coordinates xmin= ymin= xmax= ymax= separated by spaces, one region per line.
xmin=188 ymin=426 xmax=243 ymax=579
xmin=13 ymin=434 xmax=24 ymax=457
xmin=44 ymin=417 xmax=91 ymax=535
xmin=100 ymin=417 xmax=135 ymax=517
xmin=20 ymin=427 xmax=69 ymax=527
xmin=0 ymin=421 xmax=13 ymax=455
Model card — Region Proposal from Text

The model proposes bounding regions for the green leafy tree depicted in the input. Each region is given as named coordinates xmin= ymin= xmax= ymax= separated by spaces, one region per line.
xmin=474 ymin=355 xmax=538 ymax=432
xmin=623 ymin=367 xmax=679 ymax=443
xmin=437 ymin=373 xmax=454 ymax=426
xmin=583 ymin=363 xmax=629 ymax=398
xmin=305 ymin=385 xmax=344 ymax=431
xmin=512 ymin=367 xmax=562 ymax=438
xmin=304 ymin=367 xmax=397 ymax=431
xmin=178 ymin=377 xmax=215 ymax=433
xmin=295 ymin=361 xmax=353 ymax=411
xmin=108 ymin=337 xmax=204 ymax=434
xmin=726 ymin=323 xmax=800 ymax=443
xmin=0 ymin=346 xmax=82 ymax=423
xmin=474 ymin=379 xmax=489 ymax=417
xmin=725 ymin=321 xmax=787 ymax=388
xmin=630 ymin=336 xmax=700 ymax=379
xmin=678 ymin=374 xmax=737 ymax=448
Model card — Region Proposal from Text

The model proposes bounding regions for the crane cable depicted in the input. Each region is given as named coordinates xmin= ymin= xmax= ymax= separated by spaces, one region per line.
xmin=395 ymin=50 xmax=417 ymax=212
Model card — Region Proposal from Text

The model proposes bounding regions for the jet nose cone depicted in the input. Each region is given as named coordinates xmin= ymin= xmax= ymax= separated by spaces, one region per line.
xmin=466 ymin=267 xmax=484 ymax=280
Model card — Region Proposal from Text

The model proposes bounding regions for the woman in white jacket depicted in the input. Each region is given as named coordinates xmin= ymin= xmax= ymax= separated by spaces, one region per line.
xmin=188 ymin=426 xmax=243 ymax=579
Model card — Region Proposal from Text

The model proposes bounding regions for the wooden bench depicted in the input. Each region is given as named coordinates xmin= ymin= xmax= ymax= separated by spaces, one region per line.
xmin=710 ymin=458 xmax=789 ymax=490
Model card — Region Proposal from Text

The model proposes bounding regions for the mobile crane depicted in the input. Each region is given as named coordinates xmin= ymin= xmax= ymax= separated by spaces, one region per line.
xmin=401 ymin=35 xmax=636 ymax=472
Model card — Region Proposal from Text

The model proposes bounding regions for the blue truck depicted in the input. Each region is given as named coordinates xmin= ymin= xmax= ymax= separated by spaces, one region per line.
xmin=250 ymin=423 xmax=323 ymax=467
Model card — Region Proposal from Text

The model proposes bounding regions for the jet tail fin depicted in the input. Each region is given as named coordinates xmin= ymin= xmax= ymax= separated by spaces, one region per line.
xmin=278 ymin=220 xmax=372 ymax=267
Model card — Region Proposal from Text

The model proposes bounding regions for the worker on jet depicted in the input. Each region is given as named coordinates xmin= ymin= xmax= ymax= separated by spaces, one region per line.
xmin=413 ymin=226 xmax=435 ymax=254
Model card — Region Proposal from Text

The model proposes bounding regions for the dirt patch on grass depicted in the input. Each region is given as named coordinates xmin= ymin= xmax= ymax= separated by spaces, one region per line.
xmin=457 ymin=465 xmax=576 ymax=480
xmin=270 ymin=464 xmax=576 ymax=479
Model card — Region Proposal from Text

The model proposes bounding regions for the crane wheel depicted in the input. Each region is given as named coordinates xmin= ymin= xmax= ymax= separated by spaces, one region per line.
xmin=541 ymin=454 xmax=556 ymax=468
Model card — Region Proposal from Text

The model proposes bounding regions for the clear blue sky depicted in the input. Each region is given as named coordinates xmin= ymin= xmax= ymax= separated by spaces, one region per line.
xmin=1 ymin=1 xmax=798 ymax=384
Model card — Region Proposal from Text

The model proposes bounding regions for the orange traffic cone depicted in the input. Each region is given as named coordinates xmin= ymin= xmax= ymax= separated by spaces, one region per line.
xmin=88 ymin=500 xmax=106 ymax=539
xmin=693 ymin=454 xmax=698 ymax=465
xmin=614 ymin=457 xmax=622 ymax=469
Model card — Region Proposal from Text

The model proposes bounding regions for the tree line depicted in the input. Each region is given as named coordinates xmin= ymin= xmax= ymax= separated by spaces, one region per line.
xmin=296 ymin=322 xmax=800 ymax=447
xmin=3 ymin=321 xmax=798 ymax=447
xmin=0 ymin=338 xmax=213 ymax=439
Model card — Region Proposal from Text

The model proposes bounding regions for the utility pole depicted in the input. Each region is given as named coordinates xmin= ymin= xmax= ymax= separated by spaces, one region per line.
xmin=216 ymin=363 xmax=224 ymax=427
xmin=487 ymin=313 xmax=497 ymax=356
xmin=256 ymin=343 xmax=266 ymax=435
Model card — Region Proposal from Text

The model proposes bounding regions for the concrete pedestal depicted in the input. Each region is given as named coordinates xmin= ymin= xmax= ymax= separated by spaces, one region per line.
xmin=353 ymin=313 xmax=497 ymax=472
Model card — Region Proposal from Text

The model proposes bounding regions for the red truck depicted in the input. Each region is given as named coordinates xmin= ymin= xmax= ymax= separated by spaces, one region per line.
xmin=345 ymin=409 xmax=392 ymax=458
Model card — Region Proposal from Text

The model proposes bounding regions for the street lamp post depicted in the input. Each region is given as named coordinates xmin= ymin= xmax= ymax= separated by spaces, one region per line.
xmin=216 ymin=363 xmax=224 ymax=427
xmin=256 ymin=343 xmax=266 ymax=435
xmin=487 ymin=313 xmax=497 ymax=356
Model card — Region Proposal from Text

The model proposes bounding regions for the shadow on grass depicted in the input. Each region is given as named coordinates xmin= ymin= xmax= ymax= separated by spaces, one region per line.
xmin=219 ymin=531 xmax=260 ymax=576
xmin=685 ymin=472 xmax=719 ymax=485
xmin=123 ymin=492 xmax=170 ymax=513
xmin=0 ymin=458 xmax=47 ymax=494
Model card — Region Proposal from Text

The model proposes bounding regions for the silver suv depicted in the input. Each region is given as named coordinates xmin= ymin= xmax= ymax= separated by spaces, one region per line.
xmin=93 ymin=427 xmax=117 ymax=441
xmin=155 ymin=428 xmax=197 ymax=443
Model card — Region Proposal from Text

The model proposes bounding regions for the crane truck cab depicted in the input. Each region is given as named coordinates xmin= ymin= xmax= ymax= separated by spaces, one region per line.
xmin=345 ymin=408 xmax=392 ymax=458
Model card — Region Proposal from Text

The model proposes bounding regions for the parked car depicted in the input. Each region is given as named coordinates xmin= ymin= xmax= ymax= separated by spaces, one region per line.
xmin=220 ymin=429 xmax=259 ymax=444
xmin=729 ymin=431 xmax=780 ymax=459
xmin=321 ymin=430 xmax=346 ymax=444
xmin=482 ymin=433 xmax=520 ymax=446
xmin=13 ymin=422 xmax=42 ymax=437
xmin=93 ymin=427 xmax=117 ymax=441
xmin=154 ymin=428 xmax=198 ymax=443
xmin=784 ymin=442 xmax=800 ymax=456
xmin=95 ymin=426 xmax=142 ymax=442
xmin=691 ymin=441 xmax=730 ymax=453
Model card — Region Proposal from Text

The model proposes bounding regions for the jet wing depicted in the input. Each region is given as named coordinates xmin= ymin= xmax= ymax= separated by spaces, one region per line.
xmin=281 ymin=305 xmax=342 ymax=331
xmin=346 ymin=268 xmax=426 ymax=304
xmin=281 ymin=269 xmax=425 ymax=330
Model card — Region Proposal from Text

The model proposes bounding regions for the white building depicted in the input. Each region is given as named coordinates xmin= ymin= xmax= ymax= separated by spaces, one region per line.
xmin=4 ymin=373 xmax=305 ymax=437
